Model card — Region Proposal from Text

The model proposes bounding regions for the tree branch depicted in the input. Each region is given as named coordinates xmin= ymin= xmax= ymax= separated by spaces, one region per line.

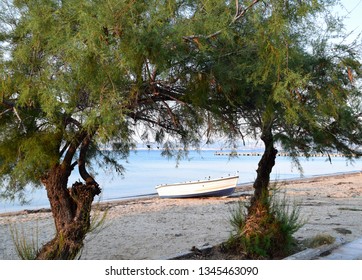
xmin=62 ymin=130 xmax=88 ymax=168
xmin=1 ymin=100 xmax=27 ymax=131
xmin=0 ymin=108 xmax=12 ymax=117
xmin=182 ymin=0 xmax=261 ymax=43
xmin=65 ymin=116 xmax=82 ymax=128
xmin=71 ymin=160 xmax=78 ymax=169
xmin=161 ymin=100 xmax=179 ymax=128
xmin=78 ymin=131 xmax=98 ymax=186
xmin=129 ymin=113 xmax=183 ymax=134
xmin=13 ymin=107 xmax=27 ymax=132
xmin=232 ymin=0 xmax=260 ymax=24
xmin=235 ymin=0 xmax=240 ymax=20
xmin=59 ymin=141 xmax=70 ymax=158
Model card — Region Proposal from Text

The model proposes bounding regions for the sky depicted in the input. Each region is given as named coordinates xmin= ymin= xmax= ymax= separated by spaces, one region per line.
xmin=337 ymin=0 xmax=362 ymax=39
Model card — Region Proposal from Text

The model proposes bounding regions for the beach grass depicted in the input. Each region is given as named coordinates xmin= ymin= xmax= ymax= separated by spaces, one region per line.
xmin=226 ymin=185 xmax=304 ymax=259
xmin=303 ymin=234 xmax=336 ymax=248
xmin=10 ymin=222 xmax=40 ymax=260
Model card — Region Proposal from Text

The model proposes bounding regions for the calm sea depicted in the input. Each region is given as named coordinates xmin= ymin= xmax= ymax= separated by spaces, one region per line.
xmin=1 ymin=149 xmax=361 ymax=213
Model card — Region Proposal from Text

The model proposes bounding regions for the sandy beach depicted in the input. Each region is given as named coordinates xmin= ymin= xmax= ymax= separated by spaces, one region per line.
xmin=1 ymin=172 xmax=362 ymax=260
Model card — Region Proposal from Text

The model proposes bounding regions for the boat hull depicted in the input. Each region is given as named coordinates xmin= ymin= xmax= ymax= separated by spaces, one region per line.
xmin=155 ymin=175 xmax=238 ymax=198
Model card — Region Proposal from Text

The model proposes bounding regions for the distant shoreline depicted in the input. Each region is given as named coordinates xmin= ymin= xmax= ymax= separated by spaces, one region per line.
xmin=2 ymin=149 xmax=360 ymax=215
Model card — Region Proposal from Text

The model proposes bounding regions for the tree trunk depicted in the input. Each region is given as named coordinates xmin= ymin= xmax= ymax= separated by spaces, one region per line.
xmin=238 ymin=127 xmax=300 ymax=259
xmin=235 ymin=126 xmax=280 ymax=258
xmin=251 ymin=126 xmax=278 ymax=206
xmin=36 ymin=164 xmax=101 ymax=259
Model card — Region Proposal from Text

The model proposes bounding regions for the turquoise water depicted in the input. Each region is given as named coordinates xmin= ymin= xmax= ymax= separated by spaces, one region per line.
xmin=1 ymin=149 xmax=361 ymax=213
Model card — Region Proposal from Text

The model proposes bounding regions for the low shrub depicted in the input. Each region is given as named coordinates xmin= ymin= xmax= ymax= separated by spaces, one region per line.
xmin=304 ymin=234 xmax=336 ymax=248
xmin=226 ymin=186 xmax=304 ymax=259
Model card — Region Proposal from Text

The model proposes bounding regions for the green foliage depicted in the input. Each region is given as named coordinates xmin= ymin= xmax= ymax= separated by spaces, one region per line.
xmin=0 ymin=0 xmax=207 ymax=202
xmin=183 ymin=0 xmax=362 ymax=168
xmin=227 ymin=187 xmax=304 ymax=259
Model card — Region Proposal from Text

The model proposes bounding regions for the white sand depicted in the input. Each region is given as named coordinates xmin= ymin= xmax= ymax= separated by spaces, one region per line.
xmin=1 ymin=172 xmax=362 ymax=259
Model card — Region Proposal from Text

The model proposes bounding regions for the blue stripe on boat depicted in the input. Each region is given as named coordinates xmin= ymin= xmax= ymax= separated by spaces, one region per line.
xmin=158 ymin=187 xmax=235 ymax=199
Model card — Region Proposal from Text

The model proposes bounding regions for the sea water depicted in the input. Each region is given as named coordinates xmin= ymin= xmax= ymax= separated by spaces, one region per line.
xmin=1 ymin=149 xmax=361 ymax=213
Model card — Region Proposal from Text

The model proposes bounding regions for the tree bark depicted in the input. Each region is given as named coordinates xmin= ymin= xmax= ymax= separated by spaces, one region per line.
xmin=36 ymin=164 xmax=101 ymax=259
xmin=251 ymin=126 xmax=278 ymax=204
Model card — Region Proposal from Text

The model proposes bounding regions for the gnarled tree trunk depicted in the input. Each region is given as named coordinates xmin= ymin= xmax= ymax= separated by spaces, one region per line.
xmin=36 ymin=133 xmax=101 ymax=259
xmin=36 ymin=164 xmax=101 ymax=259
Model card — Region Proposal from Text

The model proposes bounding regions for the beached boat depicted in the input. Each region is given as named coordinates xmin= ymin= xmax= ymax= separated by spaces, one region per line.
xmin=155 ymin=175 xmax=238 ymax=198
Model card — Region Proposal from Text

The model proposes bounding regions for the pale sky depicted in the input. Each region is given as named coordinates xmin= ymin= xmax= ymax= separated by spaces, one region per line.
xmin=338 ymin=0 xmax=362 ymax=38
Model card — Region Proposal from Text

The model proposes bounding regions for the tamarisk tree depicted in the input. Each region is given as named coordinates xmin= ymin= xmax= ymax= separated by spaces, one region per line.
xmin=181 ymin=0 xmax=362 ymax=257
xmin=0 ymin=0 xmax=202 ymax=259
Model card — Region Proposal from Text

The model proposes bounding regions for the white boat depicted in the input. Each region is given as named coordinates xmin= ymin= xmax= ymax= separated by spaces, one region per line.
xmin=155 ymin=175 xmax=238 ymax=198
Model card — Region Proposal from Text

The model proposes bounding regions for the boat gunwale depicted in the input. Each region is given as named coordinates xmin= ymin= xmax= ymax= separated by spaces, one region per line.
xmin=155 ymin=175 xmax=239 ymax=189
